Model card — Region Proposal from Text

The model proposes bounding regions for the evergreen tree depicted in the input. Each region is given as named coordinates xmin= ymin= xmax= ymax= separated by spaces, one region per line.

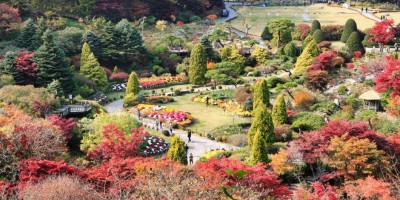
xmin=362 ymin=34 xmax=378 ymax=47
xmin=248 ymin=105 xmax=275 ymax=146
xmin=0 ymin=51 xmax=16 ymax=74
xmin=346 ymin=31 xmax=365 ymax=53
xmin=113 ymin=66 xmax=119 ymax=73
xmin=80 ymin=42 xmax=92 ymax=70
xmin=293 ymin=39 xmax=318 ymax=76
xmin=189 ymin=44 xmax=207 ymax=85
xmin=220 ymin=46 xmax=245 ymax=75
xmin=249 ymin=130 xmax=269 ymax=165
xmin=46 ymin=79 xmax=64 ymax=97
xmin=82 ymin=31 xmax=102 ymax=58
xmin=34 ymin=30 xmax=74 ymax=94
xmin=80 ymin=53 xmax=108 ymax=92
xmin=312 ymin=29 xmax=324 ymax=43
xmin=261 ymin=26 xmax=272 ymax=40
xmin=16 ymin=18 xmax=37 ymax=51
xmin=100 ymin=21 xmax=119 ymax=62
xmin=283 ymin=42 xmax=298 ymax=58
xmin=115 ymin=19 xmax=145 ymax=63
xmin=167 ymin=136 xmax=188 ymax=165
xmin=302 ymin=35 xmax=313 ymax=47
xmin=341 ymin=19 xmax=357 ymax=42
xmin=31 ymin=18 xmax=47 ymax=50
xmin=200 ymin=34 xmax=216 ymax=61
xmin=126 ymin=72 xmax=140 ymax=95
xmin=310 ymin=20 xmax=321 ymax=35
xmin=272 ymin=94 xmax=287 ymax=126
xmin=252 ymin=79 xmax=270 ymax=111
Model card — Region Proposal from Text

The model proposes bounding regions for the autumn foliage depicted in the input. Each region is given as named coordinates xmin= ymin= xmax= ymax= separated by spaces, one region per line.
xmin=369 ymin=19 xmax=395 ymax=45
xmin=375 ymin=55 xmax=400 ymax=97
xmin=293 ymin=91 xmax=315 ymax=109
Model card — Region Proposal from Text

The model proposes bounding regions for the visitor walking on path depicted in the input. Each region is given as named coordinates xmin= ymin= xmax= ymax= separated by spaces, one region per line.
xmin=169 ymin=122 xmax=173 ymax=134
xmin=189 ymin=153 xmax=194 ymax=165
xmin=137 ymin=108 xmax=141 ymax=121
xmin=159 ymin=120 xmax=163 ymax=131
xmin=205 ymin=96 xmax=209 ymax=107
xmin=187 ymin=129 xmax=192 ymax=142
xmin=185 ymin=144 xmax=189 ymax=153
xmin=155 ymin=117 xmax=159 ymax=131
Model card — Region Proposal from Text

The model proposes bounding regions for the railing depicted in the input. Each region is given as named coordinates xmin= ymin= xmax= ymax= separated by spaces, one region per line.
xmin=54 ymin=102 xmax=92 ymax=117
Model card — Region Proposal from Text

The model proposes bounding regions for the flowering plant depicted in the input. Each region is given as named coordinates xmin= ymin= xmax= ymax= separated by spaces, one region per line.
xmin=140 ymin=135 xmax=169 ymax=156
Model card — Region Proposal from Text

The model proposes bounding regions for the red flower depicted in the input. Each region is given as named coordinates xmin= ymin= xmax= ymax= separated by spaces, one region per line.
xmin=177 ymin=21 xmax=184 ymax=26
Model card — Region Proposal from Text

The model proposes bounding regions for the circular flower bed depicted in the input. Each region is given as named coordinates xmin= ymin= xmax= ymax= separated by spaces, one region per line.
xmin=136 ymin=104 xmax=193 ymax=128
xmin=140 ymin=135 xmax=169 ymax=156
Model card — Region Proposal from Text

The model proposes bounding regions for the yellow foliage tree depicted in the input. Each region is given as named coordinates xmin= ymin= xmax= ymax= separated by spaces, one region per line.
xmin=155 ymin=20 xmax=167 ymax=31
xmin=270 ymin=149 xmax=293 ymax=174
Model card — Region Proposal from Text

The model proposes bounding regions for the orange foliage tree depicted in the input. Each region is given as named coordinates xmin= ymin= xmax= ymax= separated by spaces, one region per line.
xmin=293 ymin=91 xmax=315 ymax=109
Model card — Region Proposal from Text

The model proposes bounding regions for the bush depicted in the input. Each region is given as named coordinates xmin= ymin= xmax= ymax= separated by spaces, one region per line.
xmin=226 ymin=134 xmax=248 ymax=147
xmin=174 ymin=89 xmax=181 ymax=96
xmin=341 ymin=19 xmax=357 ymax=43
xmin=310 ymin=20 xmax=321 ymax=35
xmin=234 ymin=86 xmax=253 ymax=105
xmin=292 ymin=24 xmax=310 ymax=40
xmin=274 ymin=124 xmax=292 ymax=142
xmin=310 ymin=102 xmax=339 ymax=115
xmin=244 ymin=66 xmax=254 ymax=73
xmin=346 ymin=32 xmax=365 ymax=54
xmin=312 ymin=29 xmax=324 ymax=43
xmin=290 ymin=112 xmax=324 ymax=131
xmin=162 ymin=130 xmax=170 ymax=136
xmin=109 ymin=72 xmax=128 ymax=83
xmin=337 ymin=85 xmax=347 ymax=95
xmin=293 ymin=91 xmax=315 ymax=109
xmin=321 ymin=25 xmax=344 ymax=41
xmin=363 ymin=79 xmax=374 ymax=86
xmin=266 ymin=76 xmax=286 ymax=88
xmin=0 ymin=74 xmax=15 ymax=88
xmin=123 ymin=93 xmax=137 ymax=107
xmin=318 ymin=41 xmax=332 ymax=48
xmin=145 ymin=96 xmax=174 ymax=104
xmin=140 ymin=72 xmax=152 ymax=78
xmin=76 ymin=84 xmax=95 ymax=98
xmin=253 ymin=70 xmax=261 ymax=76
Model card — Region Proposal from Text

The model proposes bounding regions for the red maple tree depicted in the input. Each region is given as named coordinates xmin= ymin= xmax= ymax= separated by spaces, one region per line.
xmin=369 ymin=20 xmax=395 ymax=46
xmin=375 ymin=55 xmax=400 ymax=97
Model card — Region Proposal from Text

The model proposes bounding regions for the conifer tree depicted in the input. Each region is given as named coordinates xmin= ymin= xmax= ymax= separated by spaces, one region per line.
xmin=346 ymin=31 xmax=365 ymax=54
xmin=126 ymin=72 xmax=140 ymax=95
xmin=34 ymin=30 xmax=74 ymax=94
xmin=0 ymin=51 xmax=16 ymax=74
xmin=115 ymin=19 xmax=145 ymax=62
xmin=272 ymin=94 xmax=287 ymax=126
xmin=167 ymin=136 xmax=188 ymax=165
xmin=200 ymin=34 xmax=216 ymax=60
xmin=80 ymin=53 xmax=108 ymax=92
xmin=249 ymin=130 xmax=269 ymax=165
xmin=341 ymin=19 xmax=357 ymax=42
xmin=189 ymin=44 xmax=207 ymax=85
xmin=283 ymin=42 xmax=298 ymax=58
xmin=312 ymin=29 xmax=324 ymax=43
xmin=248 ymin=106 xmax=275 ymax=146
xmin=80 ymin=42 xmax=92 ymax=70
xmin=293 ymin=39 xmax=319 ymax=76
xmin=31 ymin=18 xmax=47 ymax=50
xmin=82 ymin=31 xmax=102 ymax=58
xmin=17 ymin=18 xmax=37 ymax=51
xmin=252 ymin=79 xmax=270 ymax=111
xmin=261 ymin=26 xmax=272 ymax=40
xmin=310 ymin=20 xmax=321 ymax=35
xmin=113 ymin=66 xmax=119 ymax=73
xmin=100 ymin=21 xmax=119 ymax=62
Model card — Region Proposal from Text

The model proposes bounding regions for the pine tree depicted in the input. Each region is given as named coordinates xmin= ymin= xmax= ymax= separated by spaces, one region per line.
xmin=16 ymin=18 xmax=37 ymax=51
xmin=100 ymin=21 xmax=119 ymax=62
xmin=341 ymin=19 xmax=357 ymax=43
xmin=293 ymin=39 xmax=318 ymax=76
xmin=283 ymin=42 xmax=298 ymax=58
xmin=252 ymin=79 xmax=270 ymax=111
xmin=80 ymin=53 xmax=108 ymax=92
xmin=261 ymin=26 xmax=272 ymax=40
xmin=126 ymin=72 xmax=140 ymax=95
xmin=167 ymin=135 xmax=188 ymax=165
xmin=31 ymin=18 xmax=47 ymax=50
xmin=310 ymin=20 xmax=321 ymax=35
xmin=189 ymin=44 xmax=207 ymax=85
xmin=272 ymin=94 xmax=287 ymax=126
xmin=80 ymin=42 xmax=92 ymax=70
xmin=115 ymin=19 xmax=145 ymax=63
xmin=346 ymin=31 xmax=365 ymax=54
xmin=46 ymin=79 xmax=64 ymax=96
xmin=249 ymin=130 xmax=269 ymax=165
xmin=248 ymin=105 xmax=275 ymax=147
xmin=113 ymin=66 xmax=119 ymax=73
xmin=0 ymin=51 xmax=16 ymax=74
xmin=34 ymin=30 xmax=74 ymax=94
xmin=82 ymin=31 xmax=102 ymax=58
xmin=312 ymin=29 xmax=324 ymax=43
xmin=200 ymin=34 xmax=216 ymax=61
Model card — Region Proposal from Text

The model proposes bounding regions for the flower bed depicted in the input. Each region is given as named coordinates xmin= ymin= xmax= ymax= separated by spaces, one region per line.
xmin=108 ymin=76 xmax=187 ymax=92
xmin=140 ymin=135 xmax=169 ymax=156
xmin=136 ymin=104 xmax=193 ymax=128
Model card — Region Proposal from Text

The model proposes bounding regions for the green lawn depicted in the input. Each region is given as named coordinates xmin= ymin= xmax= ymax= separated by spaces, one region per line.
xmin=164 ymin=94 xmax=251 ymax=135
xmin=230 ymin=4 xmax=376 ymax=36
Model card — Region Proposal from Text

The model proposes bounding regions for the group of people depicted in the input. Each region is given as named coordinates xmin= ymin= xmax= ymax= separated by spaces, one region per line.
xmin=360 ymin=7 xmax=368 ymax=13
xmin=154 ymin=117 xmax=174 ymax=133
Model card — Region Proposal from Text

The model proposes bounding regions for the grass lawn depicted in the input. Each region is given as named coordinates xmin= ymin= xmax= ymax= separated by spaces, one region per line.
xmin=164 ymin=94 xmax=251 ymax=135
xmin=230 ymin=4 xmax=376 ymax=36
xmin=105 ymin=84 xmax=194 ymax=100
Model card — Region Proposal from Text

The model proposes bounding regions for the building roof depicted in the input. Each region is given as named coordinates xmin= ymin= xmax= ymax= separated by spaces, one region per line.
xmin=359 ymin=90 xmax=381 ymax=100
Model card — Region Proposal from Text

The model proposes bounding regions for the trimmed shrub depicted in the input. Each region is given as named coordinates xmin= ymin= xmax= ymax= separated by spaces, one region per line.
xmin=162 ymin=130 xmax=170 ymax=136
xmin=362 ymin=34 xmax=378 ymax=47
xmin=266 ymin=76 xmax=286 ymax=88
xmin=346 ymin=32 xmax=365 ymax=54
xmin=310 ymin=20 xmax=321 ymax=35
xmin=310 ymin=102 xmax=339 ymax=115
xmin=290 ymin=112 xmax=324 ymax=131
xmin=292 ymin=24 xmax=310 ymax=40
xmin=312 ymin=29 xmax=324 ymax=43
xmin=123 ymin=93 xmax=137 ymax=107
xmin=337 ymin=85 xmax=347 ymax=95
xmin=283 ymin=42 xmax=298 ymax=58
xmin=321 ymin=25 xmax=344 ymax=41
xmin=341 ymin=19 xmax=357 ymax=42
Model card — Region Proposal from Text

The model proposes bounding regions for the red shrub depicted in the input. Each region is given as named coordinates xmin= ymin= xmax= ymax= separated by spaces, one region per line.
xmin=294 ymin=182 xmax=339 ymax=200
xmin=46 ymin=114 xmax=76 ymax=139
xmin=109 ymin=72 xmax=128 ymax=83
xmin=353 ymin=51 xmax=363 ymax=58
xmin=103 ymin=67 xmax=112 ymax=79
xmin=346 ymin=63 xmax=355 ymax=69
xmin=375 ymin=55 xmax=400 ymax=97
xmin=295 ymin=24 xmax=310 ymax=40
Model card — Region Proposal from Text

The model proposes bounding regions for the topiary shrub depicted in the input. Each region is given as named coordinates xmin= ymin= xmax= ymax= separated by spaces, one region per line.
xmin=341 ymin=19 xmax=357 ymax=42
xmin=162 ymin=130 xmax=170 ymax=136
xmin=310 ymin=102 xmax=339 ymax=115
xmin=312 ymin=29 xmax=324 ymax=43
xmin=310 ymin=20 xmax=321 ymax=35
xmin=283 ymin=42 xmax=298 ymax=58
xmin=293 ymin=91 xmax=315 ymax=109
xmin=290 ymin=112 xmax=324 ymax=132
xmin=174 ymin=89 xmax=181 ymax=96
xmin=266 ymin=76 xmax=286 ymax=88
xmin=346 ymin=32 xmax=365 ymax=54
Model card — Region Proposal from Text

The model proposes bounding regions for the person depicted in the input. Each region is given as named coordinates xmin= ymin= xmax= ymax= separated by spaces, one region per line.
xmin=324 ymin=113 xmax=329 ymax=123
xmin=205 ymin=96 xmax=209 ymax=107
xmin=155 ymin=117 xmax=159 ymax=131
xmin=189 ymin=153 xmax=193 ymax=165
xmin=187 ymin=129 xmax=192 ymax=142
xmin=185 ymin=144 xmax=189 ymax=153
xmin=159 ymin=120 xmax=163 ymax=131
xmin=361 ymin=7 xmax=363 ymax=12
xmin=366 ymin=7 xmax=368 ymax=12
xmin=137 ymin=108 xmax=141 ymax=121
xmin=169 ymin=122 xmax=173 ymax=134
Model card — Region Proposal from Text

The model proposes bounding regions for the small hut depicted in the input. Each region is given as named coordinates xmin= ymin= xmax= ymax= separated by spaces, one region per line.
xmin=358 ymin=90 xmax=381 ymax=111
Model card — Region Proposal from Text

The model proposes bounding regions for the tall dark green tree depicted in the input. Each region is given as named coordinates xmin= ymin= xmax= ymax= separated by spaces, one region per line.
xmin=100 ymin=21 xmax=119 ymax=62
xmin=310 ymin=20 xmax=321 ymax=35
xmin=346 ymin=31 xmax=365 ymax=54
xmin=16 ymin=18 xmax=37 ymax=51
xmin=189 ymin=44 xmax=207 ymax=85
xmin=272 ymin=94 xmax=287 ymax=126
xmin=31 ymin=18 xmax=47 ymax=50
xmin=115 ymin=19 xmax=145 ymax=63
xmin=79 ymin=0 xmax=96 ymax=16
xmin=252 ymin=79 xmax=270 ymax=111
xmin=312 ymin=29 xmax=324 ymax=43
xmin=80 ymin=53 xmax=108 ymax=92
xmin=261 ymin=26 xmax=272 ymax=40
xmin=200 ymin=34 xmax=216 ymax=61
xmin=341 ymin=19 xmax=357 ymax=42
xmin=34 ymin=30 xmax=74 ymax=94
xmin=0 ymin=51 xmax=16 ymax=74
xmin=283 ymin=42 xmax=298 ymax=58
xmin=82 ymin=31 xmax=102 ymax=58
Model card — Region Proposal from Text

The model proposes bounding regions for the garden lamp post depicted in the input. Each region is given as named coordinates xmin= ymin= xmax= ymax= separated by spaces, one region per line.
xmin=69 ymin=94 xmax=73 ymax=104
